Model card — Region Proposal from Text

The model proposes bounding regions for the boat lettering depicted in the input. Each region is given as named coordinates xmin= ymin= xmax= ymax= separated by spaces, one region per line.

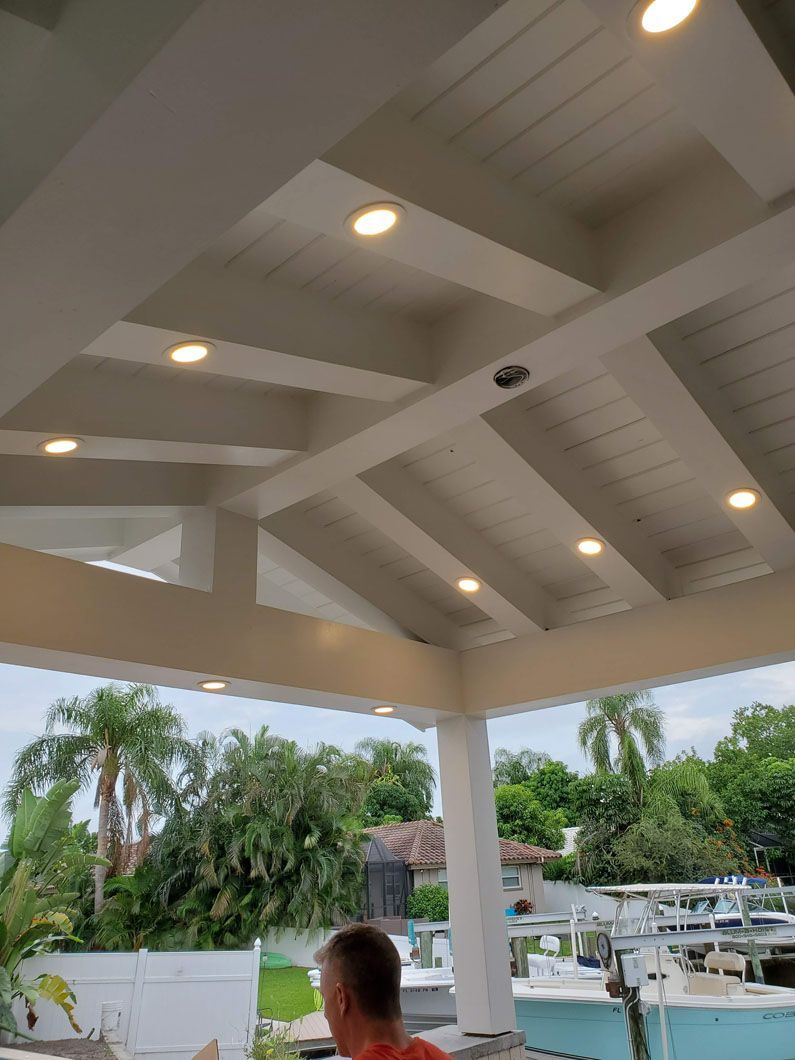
xmin=763 ymin=1012 xmax=795 ymax=1020
xmin=721 ymin=925 xmax=776 ymax=939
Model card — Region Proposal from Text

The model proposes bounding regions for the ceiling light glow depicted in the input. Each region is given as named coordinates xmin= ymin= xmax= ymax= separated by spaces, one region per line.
xmin=456 ymin=577 xmax=481 ymax=593
xmin=348 ymin=203 xmax=402 ymax=237
xmin=577 ymin=537 xmax=604 ymax=557
xmin=40 ymin=437 xmax=81 ymax=455
xmin=373 ymin=705 xmax=395 ymax=715
xmin=198 ymin=679 xmax=228 ymax=691
xmin=167 ymin=341 xmax=212 ymax=364
xmin=640 ymin=0 xmax=698 ymax=33
xmin=727 ymin=488 xmax=760 ymax=511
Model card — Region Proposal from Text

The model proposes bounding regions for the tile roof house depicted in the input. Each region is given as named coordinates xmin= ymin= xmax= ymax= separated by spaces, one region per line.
xmin=365 ymin=820 xmax=559 ymax=915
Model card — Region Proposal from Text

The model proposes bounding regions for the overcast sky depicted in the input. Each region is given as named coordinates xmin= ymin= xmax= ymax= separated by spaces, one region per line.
xmin=2 ymin=656 xmax=795 ymax=824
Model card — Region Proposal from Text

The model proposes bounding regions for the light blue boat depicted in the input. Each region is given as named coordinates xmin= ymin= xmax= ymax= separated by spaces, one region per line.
xmin=513 ymin=978 xmax=795 ymax=1060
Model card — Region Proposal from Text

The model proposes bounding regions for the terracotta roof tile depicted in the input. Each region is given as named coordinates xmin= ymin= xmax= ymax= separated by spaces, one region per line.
xmin=363 ymin=819 xmax=560 ymax=865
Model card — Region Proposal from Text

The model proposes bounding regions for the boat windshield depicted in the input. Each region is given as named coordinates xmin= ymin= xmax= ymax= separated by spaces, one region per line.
xmin=692 ymin=897 xmax=738 ymax=914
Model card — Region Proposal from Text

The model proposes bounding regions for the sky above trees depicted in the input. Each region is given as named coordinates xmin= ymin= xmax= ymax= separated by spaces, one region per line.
xmin=2 ymin=657 xmax=795 ymax=822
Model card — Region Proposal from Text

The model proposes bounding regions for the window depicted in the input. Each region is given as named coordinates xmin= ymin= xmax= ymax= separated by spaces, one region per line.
xmin=502 ymin=865 xmax=521 ymax=890
xmin=437 ymin=868 xmax=448 ymax=889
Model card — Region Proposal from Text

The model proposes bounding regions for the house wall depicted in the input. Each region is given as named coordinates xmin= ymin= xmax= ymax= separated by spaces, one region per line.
xmin=413 ymin=862 xmax=546 ymax=912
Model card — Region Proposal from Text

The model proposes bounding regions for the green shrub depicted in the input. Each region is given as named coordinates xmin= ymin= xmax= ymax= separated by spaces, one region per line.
xmin=542 ymin=852 xmax=578 ymax=881
xmin=407 ymin=883 xmax=449 ymax=921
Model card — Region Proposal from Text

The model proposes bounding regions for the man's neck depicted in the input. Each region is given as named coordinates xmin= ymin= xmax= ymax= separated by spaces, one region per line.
xmin=347 ymin=1017 xmax=413 ymax=1059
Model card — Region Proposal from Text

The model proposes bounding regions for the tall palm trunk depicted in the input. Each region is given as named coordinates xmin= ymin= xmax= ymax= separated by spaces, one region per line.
xmin=94 ymin=775 xmax=114 ymax=914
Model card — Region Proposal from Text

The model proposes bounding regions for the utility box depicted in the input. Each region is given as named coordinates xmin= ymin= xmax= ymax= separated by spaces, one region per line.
xmin=621 ymin=954 xmax=649 ymax=988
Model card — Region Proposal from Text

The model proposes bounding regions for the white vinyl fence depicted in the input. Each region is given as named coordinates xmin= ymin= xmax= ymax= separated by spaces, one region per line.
xmin=261 ymin=929 xmax=331 ymax=968
xmin=11 ymin=944 xmax=260 ymax=1060
xmin=543 ymin=881 xmax=618 ymax=921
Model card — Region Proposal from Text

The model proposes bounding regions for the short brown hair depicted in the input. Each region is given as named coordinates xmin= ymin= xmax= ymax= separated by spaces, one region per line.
xmin=315 ymin=924 xmax=402 ymax=1020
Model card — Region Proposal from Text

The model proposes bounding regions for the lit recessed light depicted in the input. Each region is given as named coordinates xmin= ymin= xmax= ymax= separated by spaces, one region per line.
xmin=456 ymin=577 xmax=481 ymax=593
xmin=373 ymin=705 xmax=395 ymax=715
xmin=39 ymin=437 xmax=81 ymax=455
xmin=198 ymin=679 xmax=229 ymax=691
xmin=167 ymin=341 xmax=213 ymax=364
xmin=577 ymin=537 xmax=604 ymax=557
xmin=348 ymin=203 xmax=403 ymax=237
xmin=727 ymin=488 xmax=760 ymax=511
xmin=639 ymin=0 xmax=698 ymax=34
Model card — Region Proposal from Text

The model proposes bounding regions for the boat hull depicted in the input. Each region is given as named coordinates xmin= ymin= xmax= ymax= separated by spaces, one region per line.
xmin=514 ymin=992 xmax=795 ymax=1060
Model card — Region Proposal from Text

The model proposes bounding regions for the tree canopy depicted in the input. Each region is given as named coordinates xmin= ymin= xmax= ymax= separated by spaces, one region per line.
xmin=355 ymin=738 xmax=435 ymax=817
xmin=578 ymin=692 xmax=665 ymax=802
xmin=493 ymin=784 xmax=566 ymax=851
xmin=492 ymin=747 xmax=550 ymax=787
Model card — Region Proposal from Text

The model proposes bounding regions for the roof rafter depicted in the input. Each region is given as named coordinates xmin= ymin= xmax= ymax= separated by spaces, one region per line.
xmin=602 ymin=333 xmax=795 ymax=572
xmin=0 ymin=360 xmax=308 ymax=465
xmin=459 ymin=415 xmax=676 ymax=606
xmin=262 ymin=507 xmax=476 ymax=650
xmin=582 ymin=0 xmax=795 ymax=203
xmin=339 ymin=466 xmax=554 ymax=635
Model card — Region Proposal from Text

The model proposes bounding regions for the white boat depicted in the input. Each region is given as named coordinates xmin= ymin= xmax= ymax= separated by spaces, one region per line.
xmin=511 ymin=884 xmax=795 ymax=1060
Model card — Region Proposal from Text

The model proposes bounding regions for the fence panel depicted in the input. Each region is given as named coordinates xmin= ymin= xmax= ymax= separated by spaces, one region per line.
xmin=11 ymin=945 xmax=260 ymax=1060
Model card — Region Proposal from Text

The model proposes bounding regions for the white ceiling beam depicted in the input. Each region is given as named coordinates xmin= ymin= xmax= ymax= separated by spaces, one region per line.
xmin=214 ymin=184 xmax=795 ymax=519
xmin=266 ymin=108 xmax=599 ymax=315
xmin=179 ymin=509 xmax=258 ymax=607
xmin=339 ymin=468 xmax=553 ymax=635
xmin=459 ymin=416 xmax=675 ymax=606
xmin=0 ymin=456 xmax=209 ymax=508
xmin=0 ymin=516 xmax=125 ymax=552
xmin=462 ymin=566 xmax=795 ymax=717
xmin=262 ymin=509 xmax=475 ymax=650
xmin=103 ymin=263 xmax=432 ymax=402
xmin=0 ymin=360 xmax=306 ymax=466
xmin=0 ymin=0 xmax=496 ymax=416
xmin=0 ymin=360 xmax=307 ymax=464
xmin=0 ymin=542 xmax=461 ymax=722
xmin=582 ymin=0 xmax=795 ymax=202
xmin=258 ymin=526 xmax=407 ymax=640
xmin=602 ymin=334 xmax=795 ymax=571
xmin=110 ymin=520 xmax=182 ymax=571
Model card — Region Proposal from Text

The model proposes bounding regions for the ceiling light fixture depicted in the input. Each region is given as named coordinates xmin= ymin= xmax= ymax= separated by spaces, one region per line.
xmin=167 ymin=341 xmax=213 ymax=364
xmin=373 ymin=705 xmax=395 ymax=715
xmin=348 ymin=203 xmax=403 ymax=237
xmin=727 ymin=488 xmax=760 ymax=511
xmin=638 ymin=0 xmax=698 ymax=34
xmin=576 ymin=537 xmax=604 ymax=557
xmin=40 ymin=437 xmax=81 ymax=455
xmin=456 ymin=577 xmax=481 ymax=593
xmin=198 ymin=679 xmax=229 ymax=691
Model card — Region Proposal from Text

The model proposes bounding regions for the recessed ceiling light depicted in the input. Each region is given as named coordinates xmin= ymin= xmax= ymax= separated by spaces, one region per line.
xmin=39 ymin=437 xmax=81 ymax=455
xmin=577 ymin=537 xmax=604 ymax=557
xmin=373 ymin=705 xmax=395 ymax=715
xmin=348 ymin=203 xmax=403 ymax=237
xmin=727 ymin=488 xmax=760 ymax=511
xmin=167 ymin=341 xmax=213 ymax=364
xmin=198 ymin=679 xmax=229 ymax=691
xmin=456 ymin=577 xmax=481 ymax=593
xmin=639 ymin=0 xmax=698 ymax=34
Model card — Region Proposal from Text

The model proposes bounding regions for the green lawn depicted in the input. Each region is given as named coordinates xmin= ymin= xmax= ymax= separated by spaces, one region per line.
xmin=526 ymin=936 xmax=573 ymax=957
xmin=258 ymin=966 xmax=319 ymax=1021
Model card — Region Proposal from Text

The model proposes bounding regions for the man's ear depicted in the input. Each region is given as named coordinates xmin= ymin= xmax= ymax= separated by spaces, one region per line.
xmin=335 ymin=980 xmax=350 ymax=1016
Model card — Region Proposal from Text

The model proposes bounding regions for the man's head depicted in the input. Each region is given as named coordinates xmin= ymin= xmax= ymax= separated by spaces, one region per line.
xmin=315 ymin=924 xmax=403 ymax=1055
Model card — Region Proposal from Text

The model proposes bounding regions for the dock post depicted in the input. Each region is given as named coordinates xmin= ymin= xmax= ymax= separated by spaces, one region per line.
xmin=510 ymin=936 xmax=529 ymax=978
xmin=419 ymin=930 xmax=433 ymax=969
xmin=738 ymin=895 xmax=765 ymax=983
xmin=617 ymin=959 xmax=650 ymax=1060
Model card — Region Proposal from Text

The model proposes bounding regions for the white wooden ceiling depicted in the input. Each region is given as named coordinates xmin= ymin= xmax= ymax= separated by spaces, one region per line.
xmin=2 ymin=0 xmax=795 ymax=653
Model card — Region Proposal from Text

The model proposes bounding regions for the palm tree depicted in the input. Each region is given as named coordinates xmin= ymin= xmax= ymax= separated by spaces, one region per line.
xmin=3 ymin=684 xmax=198 ymax=913
xmin=150 ymin=728 xmax=372 ymax=944
xmin=492 ymin=746 xmax=550 ymax=787
xmin=355 ymin=737 xmax=436 ymax=816
xmin=577 ymin=691 xmax=665 ymax=803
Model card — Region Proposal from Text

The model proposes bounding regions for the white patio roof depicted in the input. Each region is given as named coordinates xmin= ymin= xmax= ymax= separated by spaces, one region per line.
xmin=3 ymin=0 xmax=795 ymax=1036
xmin=2 ymin=0 xmax=795 ymax=724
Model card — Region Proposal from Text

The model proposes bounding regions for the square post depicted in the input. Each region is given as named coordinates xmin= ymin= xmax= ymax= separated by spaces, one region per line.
xmin=436 ymin=716 xmax=515 ymax=1035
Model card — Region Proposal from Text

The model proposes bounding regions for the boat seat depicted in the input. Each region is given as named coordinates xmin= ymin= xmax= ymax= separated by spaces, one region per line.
xmin=704 ymin=950 xmax=745 ymax=976
xmin=687 ymin=972 xmax=741 ymax=996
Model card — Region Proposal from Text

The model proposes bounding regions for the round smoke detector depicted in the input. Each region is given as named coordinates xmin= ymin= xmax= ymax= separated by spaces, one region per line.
xmin=493 ymin=365 xmax=530 ymax=389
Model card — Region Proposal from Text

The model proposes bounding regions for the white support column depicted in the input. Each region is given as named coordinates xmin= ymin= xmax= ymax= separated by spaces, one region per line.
xmin=436 ymin=716 xmax=515 ymax=1035
xmin=179 ymin=508 xmax=258 ymax=604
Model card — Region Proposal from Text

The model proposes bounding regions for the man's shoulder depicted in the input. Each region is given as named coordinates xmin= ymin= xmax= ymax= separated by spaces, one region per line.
xmin=411 ymin=1037 xmax=453 ymax=1060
